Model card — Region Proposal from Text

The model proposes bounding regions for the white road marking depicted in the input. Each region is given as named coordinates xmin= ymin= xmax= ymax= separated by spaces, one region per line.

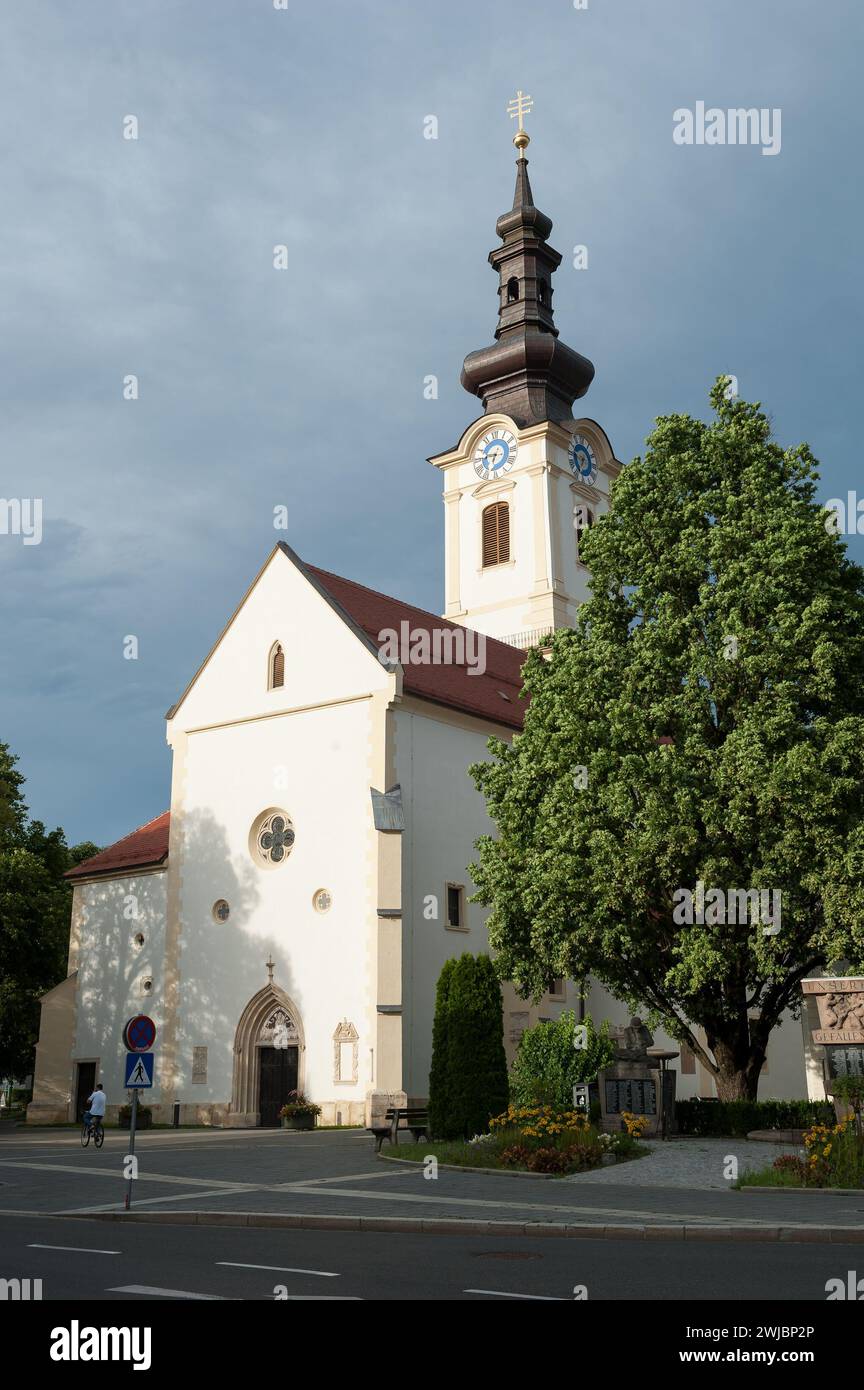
xmin=0 ymin=1160 xmax=255 ymax=1190
xmin=65 ymin=1185 xmax=256 ymax=1213
xmin=287 ymin=1169 xmax=418 ymax=1186
xmin=28 ymin=1243 xmax=120 ymax=1255
xmin=108 ymin=1284 xmax=228 ymax=1300
xmin=218 ymin=1262 xmax=339 ymax=1276
xmin=463 ymin=1288 xmax=564 ymax=1300
xmin=276 ymin=1183 xmax=766 ymax=1226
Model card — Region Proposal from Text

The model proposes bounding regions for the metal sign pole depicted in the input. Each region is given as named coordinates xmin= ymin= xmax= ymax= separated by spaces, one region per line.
xmin=125 ymin=1087 xmax=138 ymax=1211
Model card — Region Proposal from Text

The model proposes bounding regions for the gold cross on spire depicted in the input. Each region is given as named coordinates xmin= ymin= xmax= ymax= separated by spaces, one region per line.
xmin=507 ymin=89 xmax=533 ymax=155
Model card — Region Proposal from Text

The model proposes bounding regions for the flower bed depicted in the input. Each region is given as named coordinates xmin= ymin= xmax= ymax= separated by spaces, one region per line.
xmin=738 ymin=1114 xmax=864 ymax=1189
xmin=382 ymin=1104 xmax=648 ymax=1175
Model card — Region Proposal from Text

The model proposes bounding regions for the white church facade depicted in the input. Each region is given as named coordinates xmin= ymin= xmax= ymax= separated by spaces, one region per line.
xmin=29 ymin=128 xmax=812 ymax=1128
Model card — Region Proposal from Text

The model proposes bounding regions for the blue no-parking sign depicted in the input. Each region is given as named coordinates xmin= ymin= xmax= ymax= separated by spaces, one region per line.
xmin=123 ymin=1014 xmax=157 ymax=1052
xmin=124 ymin=1052 xmax=154 ymax=1088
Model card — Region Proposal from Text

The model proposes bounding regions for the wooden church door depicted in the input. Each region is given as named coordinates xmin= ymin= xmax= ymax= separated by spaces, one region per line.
xmin=258 ymin=1046 xmax=298 ymax=1127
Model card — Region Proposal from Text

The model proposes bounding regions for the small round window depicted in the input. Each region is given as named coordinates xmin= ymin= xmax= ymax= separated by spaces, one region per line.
xmin=212 ymin=899 xmax=230 ymax=923
xmin=250 ymin=808 xmax=296 ymax=869
xmin=313 ymin=888 xmax=332 ymax=914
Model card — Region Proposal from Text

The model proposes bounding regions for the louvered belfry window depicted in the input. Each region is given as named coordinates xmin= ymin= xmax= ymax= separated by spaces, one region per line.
xmin=271 ymin=643 xmax=285 ymax=689
xmin=482 ymin=501 xmax=510 ymax=567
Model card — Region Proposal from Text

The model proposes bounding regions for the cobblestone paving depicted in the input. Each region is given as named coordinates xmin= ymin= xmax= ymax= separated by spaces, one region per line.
xmin=566 ymin=1136 xmax=802 ymax=1189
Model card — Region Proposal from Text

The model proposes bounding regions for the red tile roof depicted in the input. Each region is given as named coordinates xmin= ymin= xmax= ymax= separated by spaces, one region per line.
xmin=306 ymin=563 xmax=528 ymax=731
xmin=66 ymin=811 xmax=170 ymax=881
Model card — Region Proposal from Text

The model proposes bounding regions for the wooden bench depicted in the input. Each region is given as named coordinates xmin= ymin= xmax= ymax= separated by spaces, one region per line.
xmin=369 ymin=1106 xmax=429 ymax=1152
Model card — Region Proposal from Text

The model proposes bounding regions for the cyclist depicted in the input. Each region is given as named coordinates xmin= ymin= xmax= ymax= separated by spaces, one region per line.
xmin=83 ymin=1083 xmax=106 ymax=1136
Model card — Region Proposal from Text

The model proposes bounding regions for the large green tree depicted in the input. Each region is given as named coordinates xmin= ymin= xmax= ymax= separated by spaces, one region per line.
xmin=0 ymin=742 xmax=99 ymax=1079
xmin=471 ymin=382 xmax=864 ymax=1101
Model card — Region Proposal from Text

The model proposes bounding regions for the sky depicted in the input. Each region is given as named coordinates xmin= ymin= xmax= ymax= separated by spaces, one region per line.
xmin=1 ymin=0 xmax=862 ymax=847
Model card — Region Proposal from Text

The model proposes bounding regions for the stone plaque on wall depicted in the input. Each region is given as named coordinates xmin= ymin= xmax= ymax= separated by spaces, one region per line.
xmin=802 ymin=978 xmax=864 ymax=1045
xmin=826 ymin=1045 xmax=864 ymax=1079
xmin=604 ymin=1078 xmax=657 ymax=1116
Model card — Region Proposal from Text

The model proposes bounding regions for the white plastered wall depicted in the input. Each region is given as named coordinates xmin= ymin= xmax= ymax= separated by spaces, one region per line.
xmin=163 ymin=547 xmax=394 ymax=1122
xmin=69 ymin=870 xmax=167 ymax=1115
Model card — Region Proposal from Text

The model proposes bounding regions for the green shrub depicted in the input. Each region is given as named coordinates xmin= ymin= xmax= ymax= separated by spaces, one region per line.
xmin=428 ymin=954 xmax=509 ymax=1141
xmin=509 ymin=1010 xmax=614 ymax=1109
xmin=427 ymin=958 xmax=455 ymax=1141
xmin=676 ymin=1097 xmax=834 ymax=1137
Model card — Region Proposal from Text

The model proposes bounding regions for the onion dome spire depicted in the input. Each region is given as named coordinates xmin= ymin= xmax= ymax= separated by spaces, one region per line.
xmin=461 ymin=93 xmax=595 ymax=427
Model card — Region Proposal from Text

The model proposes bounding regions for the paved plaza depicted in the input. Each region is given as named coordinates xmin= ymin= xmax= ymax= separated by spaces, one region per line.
xmin=0 ymin=1126 xmax=859 ymax=1235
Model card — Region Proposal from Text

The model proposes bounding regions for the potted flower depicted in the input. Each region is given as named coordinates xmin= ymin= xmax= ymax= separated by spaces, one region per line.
xmin=279 ymin=1091 xmax=321 ymax=1131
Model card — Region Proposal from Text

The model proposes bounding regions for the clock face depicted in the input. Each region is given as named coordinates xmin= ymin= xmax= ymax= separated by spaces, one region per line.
xmin=473 ymin=428 xmax=518 ymax=481
xmin=568 ymin=433 xmax=598 ymax=484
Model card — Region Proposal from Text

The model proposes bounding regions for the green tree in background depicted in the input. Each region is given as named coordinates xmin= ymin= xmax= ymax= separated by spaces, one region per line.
xmin=471 ymin=381 xmax=864 ymax=1102
xmin=509 ymin=1011 xmax=615 ymax=1109
xmin=0 ymin=742 xmax=100 ymax=1080
xmin=428 ymin=954 xmax=508 ymax=1139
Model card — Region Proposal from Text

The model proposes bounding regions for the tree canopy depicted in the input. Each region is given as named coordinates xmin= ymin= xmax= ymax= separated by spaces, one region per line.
xmin=470 ymin=381 xmax=864 ymax=1099
xmin=0 ymin=741 xmax=99 ymax=1079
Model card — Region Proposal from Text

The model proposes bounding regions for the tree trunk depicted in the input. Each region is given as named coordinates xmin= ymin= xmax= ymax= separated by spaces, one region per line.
xmin=707 ymin=1032 xmax=766 ymax=1103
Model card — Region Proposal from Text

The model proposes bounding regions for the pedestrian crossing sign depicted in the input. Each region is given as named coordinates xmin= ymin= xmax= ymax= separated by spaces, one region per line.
xmin=124 ymin=1052 xmax=154 ymax=1088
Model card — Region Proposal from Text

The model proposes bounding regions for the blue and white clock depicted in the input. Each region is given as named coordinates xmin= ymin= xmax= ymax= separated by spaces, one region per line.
xmin=568 ymin=433 xmax=598 ymax=484
xmin=473 ymin=428 xmax=518 ymax=481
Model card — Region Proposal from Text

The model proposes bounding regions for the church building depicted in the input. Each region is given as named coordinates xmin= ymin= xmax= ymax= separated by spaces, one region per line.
xmin=28 ymin=117 xmax=811 ymax=1127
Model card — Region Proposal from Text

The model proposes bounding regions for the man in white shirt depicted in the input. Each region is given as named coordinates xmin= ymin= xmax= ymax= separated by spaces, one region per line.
xmin=84 ymin=1084 xmax=106 ymax=1131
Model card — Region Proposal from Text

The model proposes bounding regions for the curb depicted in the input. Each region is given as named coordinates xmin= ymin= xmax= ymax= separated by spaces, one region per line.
xmin=53 ymin=1210 xmax=864 ymax=1243
xmin=377 ymin=1152 xmax=562 ymax=1179
xmin=737 ymin=1186 xmax=864 ymax=1195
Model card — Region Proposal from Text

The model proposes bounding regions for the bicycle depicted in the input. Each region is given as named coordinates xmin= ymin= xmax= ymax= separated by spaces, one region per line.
xmin=81 ymin=1115 xmax=104 ymax=1149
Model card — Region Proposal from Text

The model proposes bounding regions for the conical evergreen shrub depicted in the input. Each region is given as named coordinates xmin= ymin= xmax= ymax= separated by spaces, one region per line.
xmin=429 ymin=953 xmax=508 ymax=1140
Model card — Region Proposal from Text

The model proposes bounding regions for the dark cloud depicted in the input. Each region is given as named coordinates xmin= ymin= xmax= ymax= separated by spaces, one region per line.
xmin=1 ymin=0 xmax=860 ymax=842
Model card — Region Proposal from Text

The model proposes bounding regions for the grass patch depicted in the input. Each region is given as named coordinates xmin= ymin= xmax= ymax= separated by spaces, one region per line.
xmin=384 ymin=1140 xmax=513 ymax=1168
xmin=735 ymin=1164 xmax=811 ymax=1189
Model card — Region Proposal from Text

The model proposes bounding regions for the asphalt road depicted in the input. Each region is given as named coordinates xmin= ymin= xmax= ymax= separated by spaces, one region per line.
xmin=2 ymin=1126 xmax=862 ymax=1231
xmin=1 ymin=1212 xmax=859 ymax=1301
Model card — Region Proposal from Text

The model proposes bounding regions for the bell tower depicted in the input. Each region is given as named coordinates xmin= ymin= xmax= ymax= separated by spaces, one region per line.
xmin=429 ymin=94 xmax=621 ymax=647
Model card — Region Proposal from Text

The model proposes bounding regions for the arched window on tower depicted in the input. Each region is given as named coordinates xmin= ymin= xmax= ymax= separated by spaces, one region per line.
xmin=574 ymin=505 xmax=594 ymax=563
xmin=269 ymin=642 xmax=285 ymax=690
xmin=506 ymin=277 xmax=520 ymax=304
xmin=538 ymin=277 xmax=549 ymax=306
xmin=482 ymin=501 xmax=510 ymax=568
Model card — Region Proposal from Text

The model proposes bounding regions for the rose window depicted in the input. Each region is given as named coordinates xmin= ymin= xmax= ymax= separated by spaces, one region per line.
xmin=257 ymin=812 xmax=295 ymax=865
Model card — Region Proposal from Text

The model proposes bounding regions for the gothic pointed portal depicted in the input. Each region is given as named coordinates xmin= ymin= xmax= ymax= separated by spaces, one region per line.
xmin=461 ymin=111 xmax=595 ymax=428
